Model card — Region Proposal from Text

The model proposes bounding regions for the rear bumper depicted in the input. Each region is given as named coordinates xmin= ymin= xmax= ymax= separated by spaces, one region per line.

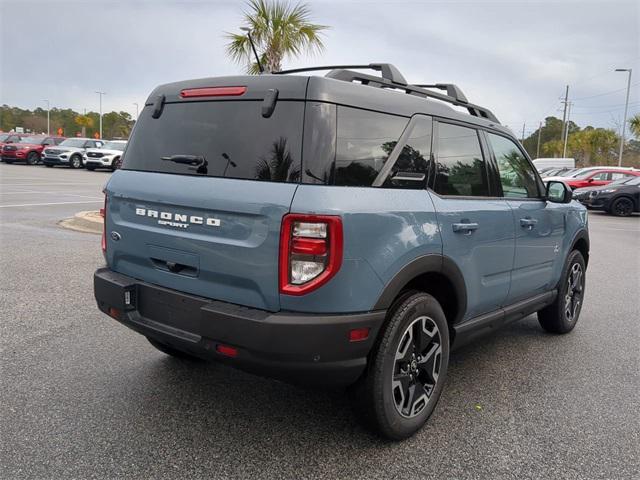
xmin=94 ymin=267 xmax=386 ymax=387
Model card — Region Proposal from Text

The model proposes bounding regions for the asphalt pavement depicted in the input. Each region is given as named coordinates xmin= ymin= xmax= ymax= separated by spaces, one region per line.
xmin=1 ymin=163 xmax=638 ymax=479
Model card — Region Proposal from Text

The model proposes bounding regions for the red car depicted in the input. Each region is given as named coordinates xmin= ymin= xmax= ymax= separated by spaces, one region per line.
xmin=0 ymin=132 xmax=24 ymax=150
xmin=563 ymin=168 xmax=640 ymax=190
xmin=1 ymin=135 xmax=66 ymax=165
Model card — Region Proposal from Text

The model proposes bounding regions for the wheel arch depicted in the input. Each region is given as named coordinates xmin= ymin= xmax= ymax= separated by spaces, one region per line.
xmin=373 ymin=255 xmax=467 ymax=331
xmin=570 ymin=228 xmax=589 ymax=266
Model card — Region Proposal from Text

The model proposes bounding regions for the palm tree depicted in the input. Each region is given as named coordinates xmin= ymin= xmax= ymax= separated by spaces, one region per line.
xmin=226 ymin=0 xmax=327 ymax=74
xmin=629 ymin=113 xmax=640 ymax=139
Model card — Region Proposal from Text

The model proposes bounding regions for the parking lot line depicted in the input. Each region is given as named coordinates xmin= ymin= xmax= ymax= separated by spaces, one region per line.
xmin=0 ymin=183 xmax=102 ymax=187
xmin=0 ymin=200 xmax=103 ymax=208
xmin=0 ymin=191 xmax=101 ymax=198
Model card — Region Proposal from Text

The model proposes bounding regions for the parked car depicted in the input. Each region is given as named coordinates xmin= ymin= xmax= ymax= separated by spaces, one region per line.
xmin=573 ymin=175 xmax=640 ymax=216
xmin=559 ymin=168 xmax=640 ymax=190
xmin=84 ymin=140 xmax=127 ymax=171
xmin=1 ymin=135 xmax=65 ymax=165
xmin=0 ymin=132 xmax=24 ymax=151
xmin=94 ymin=64 xmax=589 ymax=440
xmin=42 ymin=138 xmax=104 ymax=168
xmin=540 ymin=167 xmax=574 ymax=178
xmin=532 ymin=157 xmax=575 ymax=171
xmin=544 ymin=166 xmax=636 ymax=183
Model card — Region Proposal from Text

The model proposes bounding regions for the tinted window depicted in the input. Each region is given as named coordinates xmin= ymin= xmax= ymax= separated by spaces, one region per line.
xmin=433 ymin=123 xmax=489 ymax=196
xmin=590 ymin=171 xmax=608 ymax=180
xmin=123 ymin=101 xmax=303 ymax=182
xmin=488 ymin=133 xmax=539 ymax=198
xmin=382 ymin=115 xmax=432 ymax=189
xmin=334 ymin=107 xmax=408 ymax=186
xmin=610 ymin=172 xmax=628 ymax=180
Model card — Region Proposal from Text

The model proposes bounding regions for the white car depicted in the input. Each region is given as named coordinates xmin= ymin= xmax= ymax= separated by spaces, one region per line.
xmin=84 ymin=140 xmax=127 ymax=171
xmin=42 ymin=138 xmax=104 ymax=169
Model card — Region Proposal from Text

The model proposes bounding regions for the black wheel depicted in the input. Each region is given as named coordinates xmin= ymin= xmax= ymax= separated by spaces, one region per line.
xmin=69 ymin=154 xmax=83 ymax=169
xmin=146 ymin=337 xmax=202 ymax=361
xmin=26 ymin=151 xmax=39 ymax=165
xmin=353 ymin=291 xmax=449 ymax=440
xmin=4 ymin=159 xmax=12 ymax=164
xmin=111 ymin=157 xmax=121 ymax=171
xmin=610 ymin=197 xmax=634 ymax=217
xmin=538 ymin=250 xmax=586 ymax=334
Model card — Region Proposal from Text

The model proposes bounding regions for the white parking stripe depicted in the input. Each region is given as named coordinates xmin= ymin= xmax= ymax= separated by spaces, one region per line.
xmin=0 ymin=191 xmax=101 ymax=197
xmin=0 ymin=183 xmax=101 ymax=187
xmin=0 ymin=200 xmax=103 ymax=208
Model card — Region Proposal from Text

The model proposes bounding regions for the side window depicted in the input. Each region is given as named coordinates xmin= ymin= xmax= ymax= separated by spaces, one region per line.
xmin=488 ymin=133 xmax=540 ymax=198
xmin=433 ymin=123 xmax=489 ymax=196
xmin=381 ymin=115 xmax=432 ymax=189
xmin=334 ymin=106 xmax=408 ymax=186
xmin=590 ymin=171 xmax=608 ymax=181
xmin=610 ymin=172 xmax=627 ymax=180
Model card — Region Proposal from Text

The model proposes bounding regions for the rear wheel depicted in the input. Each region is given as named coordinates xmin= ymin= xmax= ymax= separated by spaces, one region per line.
xmin=610 ymin=197 xmax=634 ymax=217
xmin=26 ymin=152 xmax=39 ymax=165
xmin=353 ymin=291 xmax=449 ymax=440
xmin=146 ymin=337 xmax=203 ymax=361
xmin=69 ymin=154 xmax=83 ymax=169
xmin=538 ymin=250 xmax=585 ymax=334
xmin=111 ymin=157 xmax=121 ymax=171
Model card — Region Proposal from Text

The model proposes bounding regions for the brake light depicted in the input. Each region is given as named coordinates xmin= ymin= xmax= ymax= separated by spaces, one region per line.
xmin=180 ymin=86 xmax=246 ymax=98
xmin=100 ymin=193 xmax=106 ymax=254
xmin=279 ymin=214 xmax=343 ymax=295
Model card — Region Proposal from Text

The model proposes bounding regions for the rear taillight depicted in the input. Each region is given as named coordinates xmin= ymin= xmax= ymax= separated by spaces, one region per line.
xmin=279 ymin=214 xmax=343 ymax=295
xmin=100 ymin=193 xmax=107 ymax=254
xmin=179 ymin=86 xmax=246 ymax=98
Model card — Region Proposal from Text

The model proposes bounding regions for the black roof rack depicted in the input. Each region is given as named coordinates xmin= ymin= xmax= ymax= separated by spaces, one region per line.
xmin=273 ymin=63 xmax=499 ymax=124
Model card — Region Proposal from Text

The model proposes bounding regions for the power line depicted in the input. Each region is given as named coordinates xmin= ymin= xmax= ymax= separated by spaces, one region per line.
xmin=572 ymin=82 xmax=640 ymax=101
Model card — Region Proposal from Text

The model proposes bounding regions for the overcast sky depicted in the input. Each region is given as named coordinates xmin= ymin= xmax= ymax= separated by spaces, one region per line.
xmin=1 ymin=0 xmax=638 ymax=137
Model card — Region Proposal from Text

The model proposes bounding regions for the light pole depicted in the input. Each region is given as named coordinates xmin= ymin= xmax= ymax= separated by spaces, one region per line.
xmin=563 ymin=102 xmax=573 ymax=158
xmin=615 ymin=68 xmax=632 ymax=166
xmin=95 ymin=91 xmax=106 ymax=139
xmin=133 ymin=102 xmax=139 ymax=121
xmin=43 ymin=99 xmax=50 ymax=135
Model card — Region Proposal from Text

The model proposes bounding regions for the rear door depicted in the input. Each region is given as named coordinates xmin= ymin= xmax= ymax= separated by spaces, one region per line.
xmin=485 ymin=132 xmax=565 ymax=303
xmin=429 ymin=121 xmax=515 ymax=321
xmin=105 ymin=83 xmax=306 ymax=312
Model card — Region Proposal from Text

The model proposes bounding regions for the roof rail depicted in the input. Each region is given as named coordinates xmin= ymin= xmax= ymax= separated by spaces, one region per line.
xmin=274 ymin=63 xmax=499 ymax=124
xmin=274 ymin=63 xmax=407 ymax=85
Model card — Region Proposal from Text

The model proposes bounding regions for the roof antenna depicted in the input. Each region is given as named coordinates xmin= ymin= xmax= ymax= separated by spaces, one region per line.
xmin=240 ymin=27 xmax=264 ymax=74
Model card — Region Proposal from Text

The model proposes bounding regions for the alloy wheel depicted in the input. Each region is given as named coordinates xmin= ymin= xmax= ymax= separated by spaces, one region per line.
xmin=564 ymin=263 xmax=584 ymax=323
xmin=614 ymin=198 xmax=633 ymax=216
xmin=392 ymin=315 xmax=442 ymax=418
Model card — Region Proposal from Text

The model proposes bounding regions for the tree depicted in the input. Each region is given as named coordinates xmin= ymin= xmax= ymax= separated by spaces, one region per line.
xmin=226 ymin=0 xmax=327 ymax=74
xmin=75 ymin=115 xmax=94 ymax=137
xmin=629 ymin=113 xmax=640 ymax=139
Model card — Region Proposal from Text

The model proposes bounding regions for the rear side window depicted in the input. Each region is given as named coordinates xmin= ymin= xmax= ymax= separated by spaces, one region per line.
xmin=334 ymin=107 xmax=408 ymax=186
xmin=433 ymin=122 xmax=489 ymax=197
xmin=123 ymin=101 xmax=303 ymax=182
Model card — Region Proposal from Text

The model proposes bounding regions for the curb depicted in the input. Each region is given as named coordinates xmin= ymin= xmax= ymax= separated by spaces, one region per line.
xmin=59 ymin=210 xmax=102 ymax=235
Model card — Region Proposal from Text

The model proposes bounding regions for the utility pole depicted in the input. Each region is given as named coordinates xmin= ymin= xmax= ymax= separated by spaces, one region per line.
xmin=43 ymin=99 xmax=50 ymax=135
xmin=95 ymin=91 xmax=106 ymax=139
xmin=615 ymin=68 xmax=632 ymax=166
xmin=521 ymin=122 xmax=526 ymax=142
xmin=133 ymin=102 xmax=139 ymax=121
xmin=563 ymin=102 xmax=573 ymax=158
xmin=536 ymin=121 xmax=543 ymax=158
xmin=560 ymin=85 xmax=569 ymax=146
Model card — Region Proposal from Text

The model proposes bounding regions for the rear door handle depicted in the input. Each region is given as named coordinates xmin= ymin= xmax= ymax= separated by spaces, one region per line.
xmin=452 ymin=222 xmax=479 ymax=234
xmin=520 ymin=218 xmax=538 ymax=230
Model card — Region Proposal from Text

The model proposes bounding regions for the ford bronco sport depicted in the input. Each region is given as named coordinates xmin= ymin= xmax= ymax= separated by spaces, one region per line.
xmin=94 ymin=63 xmax=589 ymax=440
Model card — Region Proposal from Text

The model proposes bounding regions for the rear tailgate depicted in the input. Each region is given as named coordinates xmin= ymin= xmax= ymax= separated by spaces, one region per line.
xmin=104 ymin=76 xmax=307 ymax=312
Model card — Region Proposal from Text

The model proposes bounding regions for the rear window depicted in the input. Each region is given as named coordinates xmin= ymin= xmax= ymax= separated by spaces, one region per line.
xmin=122 ymin=101 xmax=303 ymax=182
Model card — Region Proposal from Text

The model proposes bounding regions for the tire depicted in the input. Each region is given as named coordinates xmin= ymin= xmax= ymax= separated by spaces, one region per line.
xmin=538 ymin=250 xmax=586 ymax=334
xmin=4 ymin=159 xmax=12 ymax=164
xmin=353 ymin=291 xmax=450 ymax=440
xmin=146 ymin=337 xmax=202 ymax=361
xmin=610 ymin=197 xmax=634 ymax=217
xmin=69 ymin=154 xmax=83 ymax=169
xmin=111 ymin=157 xmax=121 ymax=171
xmin=26 ymin=152 xmax=39 ymax=165
xmin=86 ymin=165 xmax=96 ymax=171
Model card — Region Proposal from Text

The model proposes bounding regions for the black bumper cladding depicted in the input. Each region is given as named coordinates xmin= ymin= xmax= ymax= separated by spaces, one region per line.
xmin=94 ymin=268 xmax=385 ymax=386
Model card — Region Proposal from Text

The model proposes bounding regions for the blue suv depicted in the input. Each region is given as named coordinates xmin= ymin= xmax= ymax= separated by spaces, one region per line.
xmin=94 ymin=64 xmax=589 ymax=439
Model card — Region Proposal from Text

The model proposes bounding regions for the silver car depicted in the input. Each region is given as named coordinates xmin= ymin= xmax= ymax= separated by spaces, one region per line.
xmin=42 ymin=138 xmax=104 ymax=169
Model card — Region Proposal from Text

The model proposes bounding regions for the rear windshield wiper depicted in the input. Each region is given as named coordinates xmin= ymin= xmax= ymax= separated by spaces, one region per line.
xmin=161 ymin=155 xmax=208 ymax=174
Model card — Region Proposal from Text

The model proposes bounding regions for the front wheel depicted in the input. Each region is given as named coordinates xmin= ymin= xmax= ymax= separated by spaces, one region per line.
xmin=354 ymin=291 xmax=449 ymax=440
xmin=69 ymin=155 xmax=83 ymax=169
xmin=26 ymin=152 xmax=39 ymax=165
xmin=610 ymin=197 xmax=634 ymax=217
xmin=538 ymin=250 xmax=586 ymax=334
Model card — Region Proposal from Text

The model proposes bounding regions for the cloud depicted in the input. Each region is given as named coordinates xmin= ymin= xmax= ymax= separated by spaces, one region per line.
xmin=1 ymin=0 xmax=638 ymax=133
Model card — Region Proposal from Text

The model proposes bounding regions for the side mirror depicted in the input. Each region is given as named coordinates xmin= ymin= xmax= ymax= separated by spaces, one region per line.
xmin=587 ymin=178 xmax=595 ymax=183
xmin=546 ymin=181 xmax=572 ymax=204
